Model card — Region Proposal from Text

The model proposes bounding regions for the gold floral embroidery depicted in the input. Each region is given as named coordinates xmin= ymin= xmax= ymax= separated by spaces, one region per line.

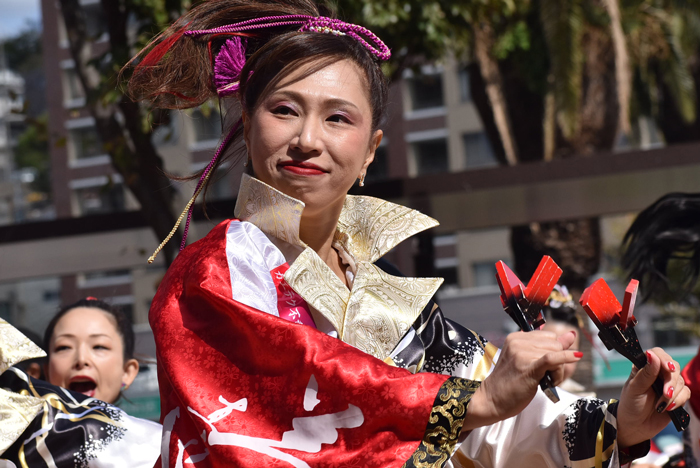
xmin=234 ymin=174 xmax=307 ymax=247
xmin=236 ymin=176 xmax=444 ymax=360
xmin=403 ymin=378 xmax=480 ymax=468
xmin=284 ymin=248 xmax=350 ymax=337
xmin=0 ymin=319 xmax=46 ymax=375
xmin=346 ymin=263 xmax=442 ymax=359
xmin=0 ymin=321 xmax=47 ymax=454
xmin=0 ymin=387 xmax=44 ymax=455
xmin=337 ymin=195 xmax=439 ymax=263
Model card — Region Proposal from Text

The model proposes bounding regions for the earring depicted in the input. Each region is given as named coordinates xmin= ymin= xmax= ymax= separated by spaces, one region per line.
xmin=359 ymin=173 xmax=366 ymax=187
xmin=243 ymin=156 xmax=250 ymax=167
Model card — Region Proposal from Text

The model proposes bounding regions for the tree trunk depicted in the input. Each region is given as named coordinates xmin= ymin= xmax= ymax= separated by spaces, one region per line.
xmin=603 ymin=0 xmax=632 ymax=137
xmin=510 ymin=26 xmax=616 ymax=286
xmin=59 ymin=0 xmax=181 ymax=266
xmin=472 ymin=21 xmax=520 ymax=165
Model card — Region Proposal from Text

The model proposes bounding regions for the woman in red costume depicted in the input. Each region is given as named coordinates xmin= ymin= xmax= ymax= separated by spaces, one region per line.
xmin=120 ymin=1 xmax=688 ymax=467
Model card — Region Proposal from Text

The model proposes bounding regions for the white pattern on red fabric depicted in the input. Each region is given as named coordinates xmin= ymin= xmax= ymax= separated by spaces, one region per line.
xmin=271 ymin=264 xmax=316 ymax=328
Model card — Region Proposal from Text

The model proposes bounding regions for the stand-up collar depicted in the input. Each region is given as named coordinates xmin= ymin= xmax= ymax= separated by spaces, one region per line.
xmin=233 ymin=174 xmax=444 ymax=360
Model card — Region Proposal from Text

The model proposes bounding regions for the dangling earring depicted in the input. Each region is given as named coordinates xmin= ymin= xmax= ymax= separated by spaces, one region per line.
xmin=243 ymin=156 xmax=250 ymax=167
xmin=359 ymin=173 xmax=366 ymax=187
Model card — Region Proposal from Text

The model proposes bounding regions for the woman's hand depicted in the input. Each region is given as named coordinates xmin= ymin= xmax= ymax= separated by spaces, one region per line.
xmin=465 ymin=330 xmax=581 ymax=429
xmin=616 ymin=348 xmax=690 ymax=448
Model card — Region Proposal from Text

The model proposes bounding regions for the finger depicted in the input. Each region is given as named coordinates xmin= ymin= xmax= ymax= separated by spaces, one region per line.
xmin=549 ymin=365 xmax=566 ymax=387
xmin=663 ymin=373 xmax=687 ymax=413
xmin=556 ymin=330 xmax=577 ymax=351
xmin=534 ymin=350 xmax=583 ymax=375
xmin=648 ymin=348 xmax=682 ymax=412
xmin=667 ymin=385 xmax=691 ymax=413
xmin=626 ymin=350 xmax=662 ymax=395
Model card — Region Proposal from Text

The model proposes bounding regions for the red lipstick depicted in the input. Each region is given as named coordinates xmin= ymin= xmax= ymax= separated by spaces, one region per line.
xmin=278 ymin=160 xmax=326 ymax=175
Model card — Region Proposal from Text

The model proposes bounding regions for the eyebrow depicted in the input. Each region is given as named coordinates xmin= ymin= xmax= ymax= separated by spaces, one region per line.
xmin=270 ymin=90 xmax=361 ymax=112
xmin=54 ymin=334 xmax=113 ymax=339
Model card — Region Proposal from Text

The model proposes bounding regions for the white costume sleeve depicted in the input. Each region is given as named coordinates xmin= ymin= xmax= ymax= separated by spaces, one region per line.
xmin=451 ymin=389 xmax=628 ymax=468
xmin=388 ymin=303 xmax=649 ymax=468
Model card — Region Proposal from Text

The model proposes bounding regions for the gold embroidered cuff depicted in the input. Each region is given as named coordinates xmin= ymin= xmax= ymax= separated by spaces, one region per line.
xmin=403 ymin=377 xmax=481 ymax=468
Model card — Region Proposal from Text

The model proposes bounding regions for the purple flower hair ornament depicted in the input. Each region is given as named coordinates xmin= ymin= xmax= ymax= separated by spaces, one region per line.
xmin=214 ymin=36 xmax=247 ymax=97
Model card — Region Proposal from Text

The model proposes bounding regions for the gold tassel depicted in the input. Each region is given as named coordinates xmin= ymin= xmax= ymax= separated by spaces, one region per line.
xmin=147 ymin=171 xmax=213 ymax=264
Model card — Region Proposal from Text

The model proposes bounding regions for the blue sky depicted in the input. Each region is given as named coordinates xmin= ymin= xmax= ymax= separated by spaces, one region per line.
xmin=0 ymin=0 xmax=41 ymax=40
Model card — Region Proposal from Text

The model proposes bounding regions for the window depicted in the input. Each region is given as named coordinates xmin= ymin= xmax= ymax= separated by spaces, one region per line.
xmin=81 ymin=269 xmax=132 ymax=288
xmin=472 ymin=261 xmax=498 ymax=288
xmin=70 ymin=127 xmax=104 ymax=160
xmin=437 ymin=266 xmax=458 ymax=286
xmin=83 ymin=2 xmax=107 ymax=40
xmin=192 ymin=109 xmax=222 ymax=143
xmin=652 ymin=316 xmax=693 ymax=348
xmin=434 ymin=235 xmax=458 ymax=287
xmin=365 ymin=145 xmax=388 ymax=182
xmin=74 ymin=183 xmax=125 ymax=215
xmin=435 ymin=258 xmax=459 ymax=287
xmin=63 ymin=68 xmax=85 ymax=103
xmin=463 ymin=132 xmax=497 ymax=169
xmin=458 ymin=66 xmax=472 ymax=102
xmin=407 ymin=74 xmax=444 ymax=110
xmin=413 ymin=139 xmax=448 ymax=175
xmin=43 ymin=290 xmax=61 ymax=302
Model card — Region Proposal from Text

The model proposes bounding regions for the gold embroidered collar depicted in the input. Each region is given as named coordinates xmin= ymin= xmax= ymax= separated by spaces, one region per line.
xmin=234 ymin=174 xmax=444 ymax=360
xmin=0 ymin=320 xmax=47 ymax=454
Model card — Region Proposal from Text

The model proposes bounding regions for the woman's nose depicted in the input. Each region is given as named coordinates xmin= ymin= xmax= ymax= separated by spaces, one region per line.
xmin=73 ymin=346 xmax=91 ymax=369
xmin=292 ymin=118 xmax=323 ymax=154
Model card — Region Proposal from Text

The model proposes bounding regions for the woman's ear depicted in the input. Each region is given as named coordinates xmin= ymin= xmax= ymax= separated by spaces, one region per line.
xmin=362 ymin=129 xmax=383 ymax=172
xmin=121 ymin=359 xmax=140 ymax=387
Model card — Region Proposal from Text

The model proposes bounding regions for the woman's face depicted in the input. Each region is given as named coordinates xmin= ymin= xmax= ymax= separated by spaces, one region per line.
xmin=47 ymin=307 xmax=138 ymax=404
xmin=244 ymin=59 xmax=382 ymax=216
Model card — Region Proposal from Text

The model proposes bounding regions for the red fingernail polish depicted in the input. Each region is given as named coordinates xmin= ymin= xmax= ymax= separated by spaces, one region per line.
xmin=668 ymin=361 xmax=676 ymax=372
xmin=647 ymin=351 xmax=653 ymax=363
xmin=667 ymin=387 xmax=674 ymax=398
xmin=574 ymin=351 xmax=584 ymax=358
xmin=667 ymin=402 xmax=676 ymax=411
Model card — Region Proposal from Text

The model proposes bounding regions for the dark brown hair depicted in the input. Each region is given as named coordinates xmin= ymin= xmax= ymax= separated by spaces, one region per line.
xmin=126 ymin=0 xmax=388 ymax=197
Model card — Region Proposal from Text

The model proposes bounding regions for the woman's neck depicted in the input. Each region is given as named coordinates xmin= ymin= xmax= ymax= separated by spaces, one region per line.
xmin=299 ymin=202 xmax=349 ymax=287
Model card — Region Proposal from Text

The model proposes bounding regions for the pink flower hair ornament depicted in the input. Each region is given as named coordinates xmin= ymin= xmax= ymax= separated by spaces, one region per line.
xmin=147 ymin=15 xmax=391 ymax=263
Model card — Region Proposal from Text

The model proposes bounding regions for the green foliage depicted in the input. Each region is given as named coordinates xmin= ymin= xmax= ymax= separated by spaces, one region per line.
xmin=2 ymin=22 xmax=42 ymax=74
xmin=539 ymin=0 xmax=584 ymax=139
xmin=623 ymin=1 xmax=700 ymax=125
xmin=493 ymin=20 xmax=532 ymax=59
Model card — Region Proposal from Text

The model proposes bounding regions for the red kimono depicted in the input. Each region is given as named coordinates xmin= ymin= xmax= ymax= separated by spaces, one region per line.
xmin=150 ymin=175 xmax=478 ymax=467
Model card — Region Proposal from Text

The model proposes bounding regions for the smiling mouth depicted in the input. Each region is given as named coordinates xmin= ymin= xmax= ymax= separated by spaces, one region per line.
xmin=69 ymin=379 xmax=97 ymax=397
